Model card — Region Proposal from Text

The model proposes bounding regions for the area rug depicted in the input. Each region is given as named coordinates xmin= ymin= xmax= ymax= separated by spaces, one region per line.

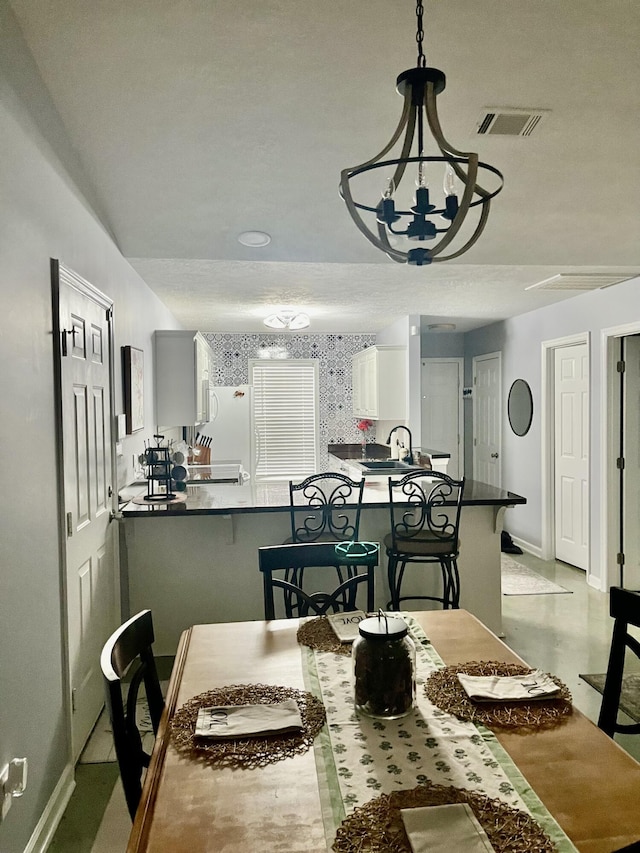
xmin=501 ymin=556 xmax=571 ymax=595
xmin=579 ymin=673 xmax=640 ymax=724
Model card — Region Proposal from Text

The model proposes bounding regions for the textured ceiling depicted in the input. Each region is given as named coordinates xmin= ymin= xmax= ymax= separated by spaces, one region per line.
xmin=9 ymin=0 xmax=640 ymax=332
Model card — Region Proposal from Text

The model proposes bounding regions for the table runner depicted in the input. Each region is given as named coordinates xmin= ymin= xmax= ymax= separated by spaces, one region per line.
xmin=301 ymin=615 xmax=578 ymax=852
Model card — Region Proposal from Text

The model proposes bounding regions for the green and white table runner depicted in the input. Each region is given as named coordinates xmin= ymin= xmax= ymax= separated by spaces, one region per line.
xmin=301 ymin=614 xmax=578 ymax=852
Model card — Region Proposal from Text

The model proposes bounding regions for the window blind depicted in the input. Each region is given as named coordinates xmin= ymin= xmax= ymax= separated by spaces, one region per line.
xmin=250 ymin=359 xmax=319 ymax=480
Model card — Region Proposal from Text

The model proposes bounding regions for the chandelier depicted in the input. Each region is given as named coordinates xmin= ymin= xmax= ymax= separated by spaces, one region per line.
xmin=340 ymin=1 xmax=504 ymax=266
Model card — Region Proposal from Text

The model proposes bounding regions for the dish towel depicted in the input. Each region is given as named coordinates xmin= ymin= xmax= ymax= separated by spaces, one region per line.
xmin=401 ymin=803 xmax=496 ymax=852
xmin=195 ymin=699 xmax=303 ymax=738
xmin=457 ymin=669 xmax=560 ymax=702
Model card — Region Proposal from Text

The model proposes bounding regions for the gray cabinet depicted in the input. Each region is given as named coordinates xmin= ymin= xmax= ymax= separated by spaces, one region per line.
xmin=155 ymin=331 xmax=215 ymax=427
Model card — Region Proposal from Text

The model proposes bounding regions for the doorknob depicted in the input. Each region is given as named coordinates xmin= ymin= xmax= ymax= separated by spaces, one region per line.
xmin=491 ymin=452 xmax=499 ymax=459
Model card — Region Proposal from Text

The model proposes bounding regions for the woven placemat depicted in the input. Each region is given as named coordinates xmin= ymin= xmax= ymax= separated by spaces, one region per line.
xmin=170 ymin=683 xmax=326 ymax=768
xmin=297 ymin=616 xmax=352 ymax=656
xmin=332 ymin=781 xmax=556 ymax=853
xmin=425 ymin=661 xmax=572 ymax=731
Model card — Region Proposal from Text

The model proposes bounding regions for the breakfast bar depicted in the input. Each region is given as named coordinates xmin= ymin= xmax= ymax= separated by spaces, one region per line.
xmin=118 ymin=479 xmax=525 ymax=655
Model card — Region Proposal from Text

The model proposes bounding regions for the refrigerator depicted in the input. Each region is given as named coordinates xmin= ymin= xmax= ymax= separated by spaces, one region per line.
xmin=198 ymin=385 xmax=256 ymax=479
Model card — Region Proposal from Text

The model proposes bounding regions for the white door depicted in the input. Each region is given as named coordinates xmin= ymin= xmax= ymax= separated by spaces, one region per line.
xmin=473 ymin=353 xmax=502 ymax=487
xmin=554 ymin=343 xmax=589 ymax=569
xmin=55 ymin=262 xmax=119 ymax=760
xmin=622 ymin=336 xmax=640 ymax=587
xmin=421 ymin=358 xmax=463 ymax=478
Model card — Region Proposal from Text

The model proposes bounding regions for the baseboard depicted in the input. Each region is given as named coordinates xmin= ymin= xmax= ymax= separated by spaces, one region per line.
xmin=24 ymin=763 xmax=75 ymax=853
xmin=511 ymin=536 xmax=542 ymax=559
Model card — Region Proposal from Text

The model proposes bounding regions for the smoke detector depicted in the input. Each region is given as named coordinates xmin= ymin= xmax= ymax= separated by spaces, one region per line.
xmin=525 ymin=273 xmax=638 ymax=292
xmin=477 ymin=108 xmax=549 ymax=137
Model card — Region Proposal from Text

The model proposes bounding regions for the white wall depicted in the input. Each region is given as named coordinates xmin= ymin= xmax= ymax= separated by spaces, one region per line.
xmin=0 ymin=5 xmax=181 ymax=850
xmin=464 ymin=275 xmax=640 ymax=587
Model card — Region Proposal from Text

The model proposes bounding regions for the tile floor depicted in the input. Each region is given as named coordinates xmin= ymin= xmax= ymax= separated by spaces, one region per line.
xmin=47 ymin=557 xmax=640 ymax=851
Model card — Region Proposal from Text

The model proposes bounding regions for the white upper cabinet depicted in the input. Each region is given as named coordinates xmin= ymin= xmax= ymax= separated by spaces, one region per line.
xmin=352 ymin=345 xmax=407 ymax=420
xmin=155 ymin=331 xmax=215 ymax=427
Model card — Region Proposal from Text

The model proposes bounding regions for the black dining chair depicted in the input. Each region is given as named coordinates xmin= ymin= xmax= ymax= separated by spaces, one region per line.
xmin=598 ymin=586 xmax=640 ymax=738
xmin=259 ymin=541 xmax=378 ymax=620
xmin=100 ymin=609 xmax=165 ymax=820
xmin=385 ymin=470 xmax=465 ymax=611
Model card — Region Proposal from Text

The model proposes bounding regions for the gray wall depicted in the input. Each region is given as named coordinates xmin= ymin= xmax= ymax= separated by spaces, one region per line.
xmin=0 ymin=5 xmax=181 ymax=850
xmin=464 ymin=275 xmax=640 ymax=586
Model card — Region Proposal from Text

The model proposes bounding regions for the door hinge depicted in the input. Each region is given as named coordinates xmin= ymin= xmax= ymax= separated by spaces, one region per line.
xmin=66 ymin=512 xmax=73 ymax=537
xmin=617 ymin=457 xmax=625 ymax=470
xmin=71 ymin=688 xmax=77 ymax=713
xmin=617 ymin=360 xmax=626 ymax=373
xmin=617 ymin=552 xmax=625 ymax=566
xmin=106 ymin=305 xmax=113 ymax=321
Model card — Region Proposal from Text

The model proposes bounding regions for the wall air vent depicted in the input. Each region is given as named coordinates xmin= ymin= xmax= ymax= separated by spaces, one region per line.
xmin=525 ymin=273 xmax=639 ymax=292
xmin=477 ymin=108 xmax=548 ymax=136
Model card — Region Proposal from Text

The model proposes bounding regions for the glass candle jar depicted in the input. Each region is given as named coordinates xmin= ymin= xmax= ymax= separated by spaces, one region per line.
xmin=353 ymin=613 xmax=416 ymax=719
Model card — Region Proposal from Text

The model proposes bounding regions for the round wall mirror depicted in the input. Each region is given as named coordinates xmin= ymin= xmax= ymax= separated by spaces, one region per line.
xmin=508 ymin=379 xmax=533 ymax=436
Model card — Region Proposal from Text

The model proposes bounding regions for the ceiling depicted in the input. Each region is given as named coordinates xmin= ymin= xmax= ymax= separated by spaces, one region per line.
xmin=9 ymin=0 xmax=640 ymax=333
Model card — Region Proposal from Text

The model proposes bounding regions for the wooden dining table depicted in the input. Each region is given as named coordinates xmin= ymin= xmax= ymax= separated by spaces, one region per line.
xmin=128 ymin=610 xmax=640 ymax=853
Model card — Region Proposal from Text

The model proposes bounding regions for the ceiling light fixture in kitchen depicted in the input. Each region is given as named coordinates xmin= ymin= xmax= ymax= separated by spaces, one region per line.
xmin=263 ymin=310 xmax=310 ymax=330
xmin=339 ymin=1 xmax=504 ymax=266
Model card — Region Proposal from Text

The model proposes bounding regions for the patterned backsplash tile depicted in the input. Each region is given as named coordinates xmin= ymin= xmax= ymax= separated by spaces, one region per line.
xmin=203 ymin=332 xmax=377 ymax=469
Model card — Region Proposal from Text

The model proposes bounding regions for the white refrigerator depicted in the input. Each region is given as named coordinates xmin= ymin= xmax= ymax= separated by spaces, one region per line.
xmin=198 ymin=385 xmax=256 ymax=478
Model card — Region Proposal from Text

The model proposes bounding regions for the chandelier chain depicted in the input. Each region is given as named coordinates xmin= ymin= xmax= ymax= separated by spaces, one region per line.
xmin=415 ymin=0 xmax=426 ymax=68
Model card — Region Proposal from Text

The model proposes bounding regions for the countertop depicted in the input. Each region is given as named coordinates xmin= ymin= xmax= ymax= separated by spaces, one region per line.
xmin=119 ymin=478 xmax=525 ymax=517
xmin=328 ymin=443 xmax=451 ymax=461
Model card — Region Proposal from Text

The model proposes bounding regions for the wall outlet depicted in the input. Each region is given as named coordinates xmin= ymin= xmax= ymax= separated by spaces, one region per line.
xmin=0 ymin=764 xmax=11 ymax=822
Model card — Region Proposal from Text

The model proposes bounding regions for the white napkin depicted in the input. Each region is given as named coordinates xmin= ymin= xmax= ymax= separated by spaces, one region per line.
xmin=457 ymin=668 xmax=560 ymax=702
xmin=194 ymin=699 xmax=303 ymax=738
xmin=327 ymin=610 xmax=367 ymax=642
xmin=401 ymin=803 xmax=496 ymax=852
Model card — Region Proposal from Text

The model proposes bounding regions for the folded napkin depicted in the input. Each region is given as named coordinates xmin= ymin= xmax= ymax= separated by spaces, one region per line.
xmin=457 ymin=669 xmax=560 ymax=702
xmin=327 ymin=610 xmax=367 ymax=643
xmin=401 ymin=803 xmax=496 ymax=852
xmin=194 ymin=699 xmax=303 ymax=739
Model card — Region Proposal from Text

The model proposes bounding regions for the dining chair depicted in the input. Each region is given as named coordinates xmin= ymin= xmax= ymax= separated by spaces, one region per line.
xmin=100 ymin=609 xmax=165 ymax=820
xmin=259 ymin=541 xmax=378 ymax=620
xmin=385 ymin=470 xmax=465 ymax=611
xmin=598 ymin=586 xmax=640 ymax=738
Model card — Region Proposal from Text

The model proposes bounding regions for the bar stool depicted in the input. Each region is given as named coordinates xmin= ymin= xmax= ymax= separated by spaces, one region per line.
xmin=598 ymin=586 xmax=640 ymax=738
xmin=385 ymin=470 xmax=465 ymax=611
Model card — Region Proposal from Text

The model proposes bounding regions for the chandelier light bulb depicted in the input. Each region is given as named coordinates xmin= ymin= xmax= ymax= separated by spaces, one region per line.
xmin=415 ymin=160 xmax=428 ymax=189
xmin=382 ymin=177 xmax=395 ymax=199
xmin=443 ymin=164 xmax=456 ymax=196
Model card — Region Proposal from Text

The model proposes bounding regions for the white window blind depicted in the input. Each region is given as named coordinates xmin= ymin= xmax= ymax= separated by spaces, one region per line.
xmin=250 ymin=359 xmax=319 ymax=480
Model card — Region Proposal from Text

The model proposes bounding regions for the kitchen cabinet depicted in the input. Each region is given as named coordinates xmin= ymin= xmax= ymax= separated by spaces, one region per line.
xmin=352 ymin=345 xmax=407 ymax=420
xmin=155 ymin=331 xmax=215 ymax=427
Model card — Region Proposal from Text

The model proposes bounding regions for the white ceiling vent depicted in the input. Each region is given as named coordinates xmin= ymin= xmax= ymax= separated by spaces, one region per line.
xmin=525 ymin=273 xmax=638 ymax=292
xmin=477 ymin=108 xmax=548 ymax=136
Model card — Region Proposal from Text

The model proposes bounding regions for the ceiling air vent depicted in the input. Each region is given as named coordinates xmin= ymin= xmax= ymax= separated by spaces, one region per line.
xmin=525 ymin=273 xmax=639 ymax=292
xmin=477 ymin=108 xmax=548 ymax=137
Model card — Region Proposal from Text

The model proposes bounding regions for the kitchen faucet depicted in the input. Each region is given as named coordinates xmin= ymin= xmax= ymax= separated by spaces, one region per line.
xmin=386 ymin=425 xmax=413 ymax=464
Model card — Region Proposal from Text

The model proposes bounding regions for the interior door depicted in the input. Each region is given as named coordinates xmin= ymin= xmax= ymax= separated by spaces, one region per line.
xmin=473 ymin=353 xmax=502 ymax=487
xmin=53 ymin=261 xmax=119 ymax=760
xmin=622 ymin=335 xmax=640 ymax=587
xmin=554 ymin=343 xmax=589 ymax=570
xmin=421 ymin=358 xmax=463 ymax=478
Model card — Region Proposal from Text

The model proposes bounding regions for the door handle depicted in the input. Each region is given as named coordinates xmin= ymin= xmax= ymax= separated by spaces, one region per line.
xmin=491 ymin=452 xmax=499 ymax=459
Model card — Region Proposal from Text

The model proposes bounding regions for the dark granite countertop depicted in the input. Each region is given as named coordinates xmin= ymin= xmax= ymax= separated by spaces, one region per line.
xmin=329 ymin=443 xmax=451 ymax=461
xmin=119 ymin=478 xmax=526 ymax=517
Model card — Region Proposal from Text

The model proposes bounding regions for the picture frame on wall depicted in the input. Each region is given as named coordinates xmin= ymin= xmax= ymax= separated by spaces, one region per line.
xmin=123 ymin=345 xmax=144 ymax=434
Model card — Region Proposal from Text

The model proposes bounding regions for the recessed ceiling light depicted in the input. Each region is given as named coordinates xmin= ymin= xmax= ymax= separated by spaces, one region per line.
xmin=428 ymin=323 xmax=456 ymax=331
xmin=238 ymin=230 xmax=271 ymax=247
